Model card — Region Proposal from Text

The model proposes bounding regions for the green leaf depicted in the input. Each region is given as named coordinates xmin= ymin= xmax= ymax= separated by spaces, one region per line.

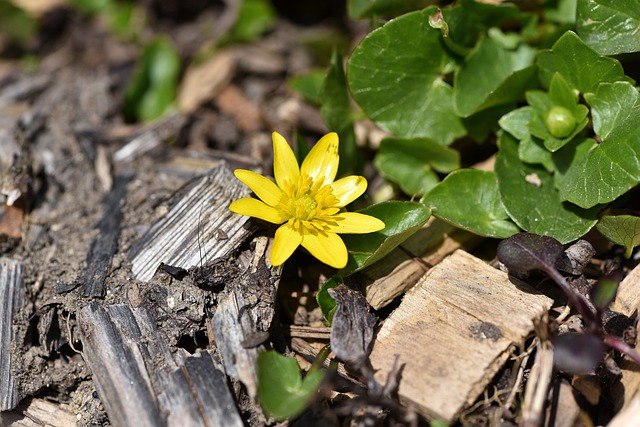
xmin=556 ymin=110 xmax=640 ymax=208
xmin=422 ymin=169 xmax=520 ymax=238
xmin=443 ymin=0 xmax=529 ymax=48
xmin=227 ymin=0 xmax=276 ymax=42
xmin=545 ymin=0 xmax=578 ymax=24
xmin=321 ymin=50 xmax=361 ymax=175
xmin=257 ymin=351 xmax=325 ymax=421
xmin=499 ymin=106 xmax=534 ymax=141
xmin=289 ymin=70 xmax=325 ymax=105
xmin=519 ymin=137 xmax=555 ymax=171
xmin=596 ymin=214 xmax=640 ymax=258
xmin=374 ymin=137 xmax=459 ymax=196
xmin=316 ymin=276 xmax=340 ymax=324
xmin=341 ymin=201 xmax=431 ymax=275
xmin=495 ymin=132 xmax=598 ymax=243
xmin=577 ymin=0 xmax=640 ymax=55
xmin=454 ymin=37 xmax=537 ymax=117
xmin=584 ymin=81 xmax=640 ymax=140
xmin=591 ymin=274 xmax=620 ymax=309
xmin=70 ymin=0 xmax=112 ymax=14
xmin=0 ymin=0 xmax=37 ymax=45
xmin=123 ymin=38 xmax=181 ymax=122
xmin=537 ymin=31 xmax=629 ymax=94
xmin=347 ymin=8 xmax=465 ymax=146
xmin=347 ymin=0 xmax=428 ymax=19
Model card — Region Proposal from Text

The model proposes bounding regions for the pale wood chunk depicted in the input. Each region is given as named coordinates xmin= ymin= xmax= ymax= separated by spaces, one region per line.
xmin=370 ymin=250 xmax=553 ymax=422
xmin=608 ymin=396 xmax=640 ymax=427
xmin=0 ymin=398 xmax=77 ymax=427
xmin=609 ymin=263 xmax=640 ymax=412
xmin=611 ymin=263 xmax=640 ymax=316
xmin=363 ymin=218 xmax=482 ymax=310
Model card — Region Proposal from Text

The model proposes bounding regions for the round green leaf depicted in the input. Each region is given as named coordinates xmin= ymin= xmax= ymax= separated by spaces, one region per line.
xmin=495 ymin=133 xmax=598 ymax=243
xmin=537 ymin=31 xmax=628 ymax=94
xmin=596 ymin=214 xmax=640 ymax=258
xmin=454 ymin=37 xmax=536 ymax=117
xmin=584 ymin=81 xmax=640 ymax=140
xmin=556 ymin=111 xmax=640 ymax=208
xmin=577 ymin=0 xmax=640 ymax=55
xmin=374 ymin=137 xmax=460 ymax=196
xmin=422 ymin=169 xmax=520 ymax=238
xmin=347 ymin=8 xmax=465 ymax=146
xmin=257 ymin=351 xmax=324 ymax=421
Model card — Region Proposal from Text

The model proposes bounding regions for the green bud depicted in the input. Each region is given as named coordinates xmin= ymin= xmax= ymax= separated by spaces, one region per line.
xmin=544 ymin=106 xmax=577 ymax=138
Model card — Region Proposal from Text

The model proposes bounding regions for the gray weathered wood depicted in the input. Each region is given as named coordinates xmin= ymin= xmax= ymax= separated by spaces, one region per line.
xmin=78 ymin=302 xmax=243 ymax=427
xmin=129 ymin=163 xmax=252 ymax=282
xmin=212 ymin=236 xmax=278 ymax=399
xmin=79 ymin=173 xmax=131 ymax=297
xmin=369 ymin=250 xmax=553 ymax=422
xmin=0 ymin=257 xmax=24 ymax=411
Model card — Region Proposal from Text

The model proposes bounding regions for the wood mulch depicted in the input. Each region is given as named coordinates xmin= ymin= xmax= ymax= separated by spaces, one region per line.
xmin=1 ymin=3 xmax=640 ymax=427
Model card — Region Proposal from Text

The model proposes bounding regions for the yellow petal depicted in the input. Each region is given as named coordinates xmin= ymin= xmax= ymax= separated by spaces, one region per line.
xmin=234 ymin=169 xmax=283 ymax=206
xmin=322 ymin=212 xmax=385 ymax=234
xmin=272 ymin=132 xmax=300 ymax=190
xmin=229 ymin=198 xmax=285 ymax=224
xmin=300 ymin=132 xmax=339 ymax=186
xmin=271 ymin=222 xmax=302 ymax=266
xmin=330 ymin=176 xmax=367 ymax=207
xmin=301 ymin=231 xmax=348 ymax=269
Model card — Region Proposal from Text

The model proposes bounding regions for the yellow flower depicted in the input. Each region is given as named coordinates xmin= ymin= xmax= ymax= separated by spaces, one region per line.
xmin=229 ymin=132 xmax=385 ymax=268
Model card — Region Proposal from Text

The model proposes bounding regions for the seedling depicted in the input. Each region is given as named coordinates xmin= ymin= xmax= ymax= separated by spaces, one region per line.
xmin=497 ymin=233 xmax=640 ymax=374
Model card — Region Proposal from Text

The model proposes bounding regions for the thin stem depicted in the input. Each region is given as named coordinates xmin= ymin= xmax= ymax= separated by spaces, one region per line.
xmin=603 ymin=335 xmax=640 ymax=367
xmin=543 ymin=266 xmax=598 ymax=325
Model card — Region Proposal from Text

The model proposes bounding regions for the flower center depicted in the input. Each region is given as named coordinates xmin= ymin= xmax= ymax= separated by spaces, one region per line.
xmin=291 ymin=194 xmax=317 ymax=220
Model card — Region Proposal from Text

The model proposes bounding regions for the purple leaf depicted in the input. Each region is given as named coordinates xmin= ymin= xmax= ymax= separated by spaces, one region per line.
xmin=552 ymin=333 xmax=604 ymax=374
xmin=497 ymin=232 xmax=564 ymax=275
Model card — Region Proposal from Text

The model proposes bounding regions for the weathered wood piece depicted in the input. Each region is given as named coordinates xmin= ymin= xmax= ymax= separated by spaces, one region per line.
xmin=78 ymin=302 xmax=243 ymax=427
xmin=609 ymin=263 xmax=640 ymax=411
xmin=0 ymin=257 xmax=24 ymax=411
xmin=0 ymin=397 xmax=77 ymax=427
xmin=113 ymin=112 xmax=187 ymax=163
xmin=361 ymin=218 xmax=481 ymax=310
xmin=79 ymin=173 xmax=131 ymax=297
xmin=611 ymin=263 xmax=640 ymax=317
xmin=129 ymin=163 xmax=252 ymax=282
xmin=212 ymin=237 xmax=278 ymax=399
xmin=369 ymin=250 xmax=553 ymax=422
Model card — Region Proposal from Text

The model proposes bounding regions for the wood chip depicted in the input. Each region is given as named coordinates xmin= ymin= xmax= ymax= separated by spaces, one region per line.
xmin=215 ymin=85 xmax=262 ymax=133
xmin=369 ymin=250 xmax=553 ymax=422
xmin=362 ymin=218 xmax=482 ymax=310
xmin=611 ymin=262 xmax=640 ymax=317
xmin=129 ymin=162 xmax=252 ymax=282
xmin=0 ymin=397 xmax=77 ymax=427
xmin=0 ymin=257 xmax=24 ymax=411
xmin=178 ymin=50 xmax=236 ymax=113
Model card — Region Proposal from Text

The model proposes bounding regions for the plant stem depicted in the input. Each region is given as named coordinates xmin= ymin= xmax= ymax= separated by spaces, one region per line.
xmin=603 ymin=335 xmax=640 ymax=367
xmin=543 ymin=266 xmax=598 ymax=325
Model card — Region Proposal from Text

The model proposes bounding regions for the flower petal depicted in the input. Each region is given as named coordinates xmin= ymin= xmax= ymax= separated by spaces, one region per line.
xmin=322 ymin=212 xmax=385 ymax=234
xmin=229 ymin=198 xmax=285 ymax=224
xmin=330 ymin=176 xmax=367 ymax=207
xmin=272 ymin=132 xmax=300 ymax=190
xmin=271 ymin=222 xmax=303 ymax=266
xmin=234 ymin=169 xmax=283 ymax=206
xmin=301 ymin=231 xmax=348 ymax=269
xmin=301 ymin=132 xmax=339 ymax=186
